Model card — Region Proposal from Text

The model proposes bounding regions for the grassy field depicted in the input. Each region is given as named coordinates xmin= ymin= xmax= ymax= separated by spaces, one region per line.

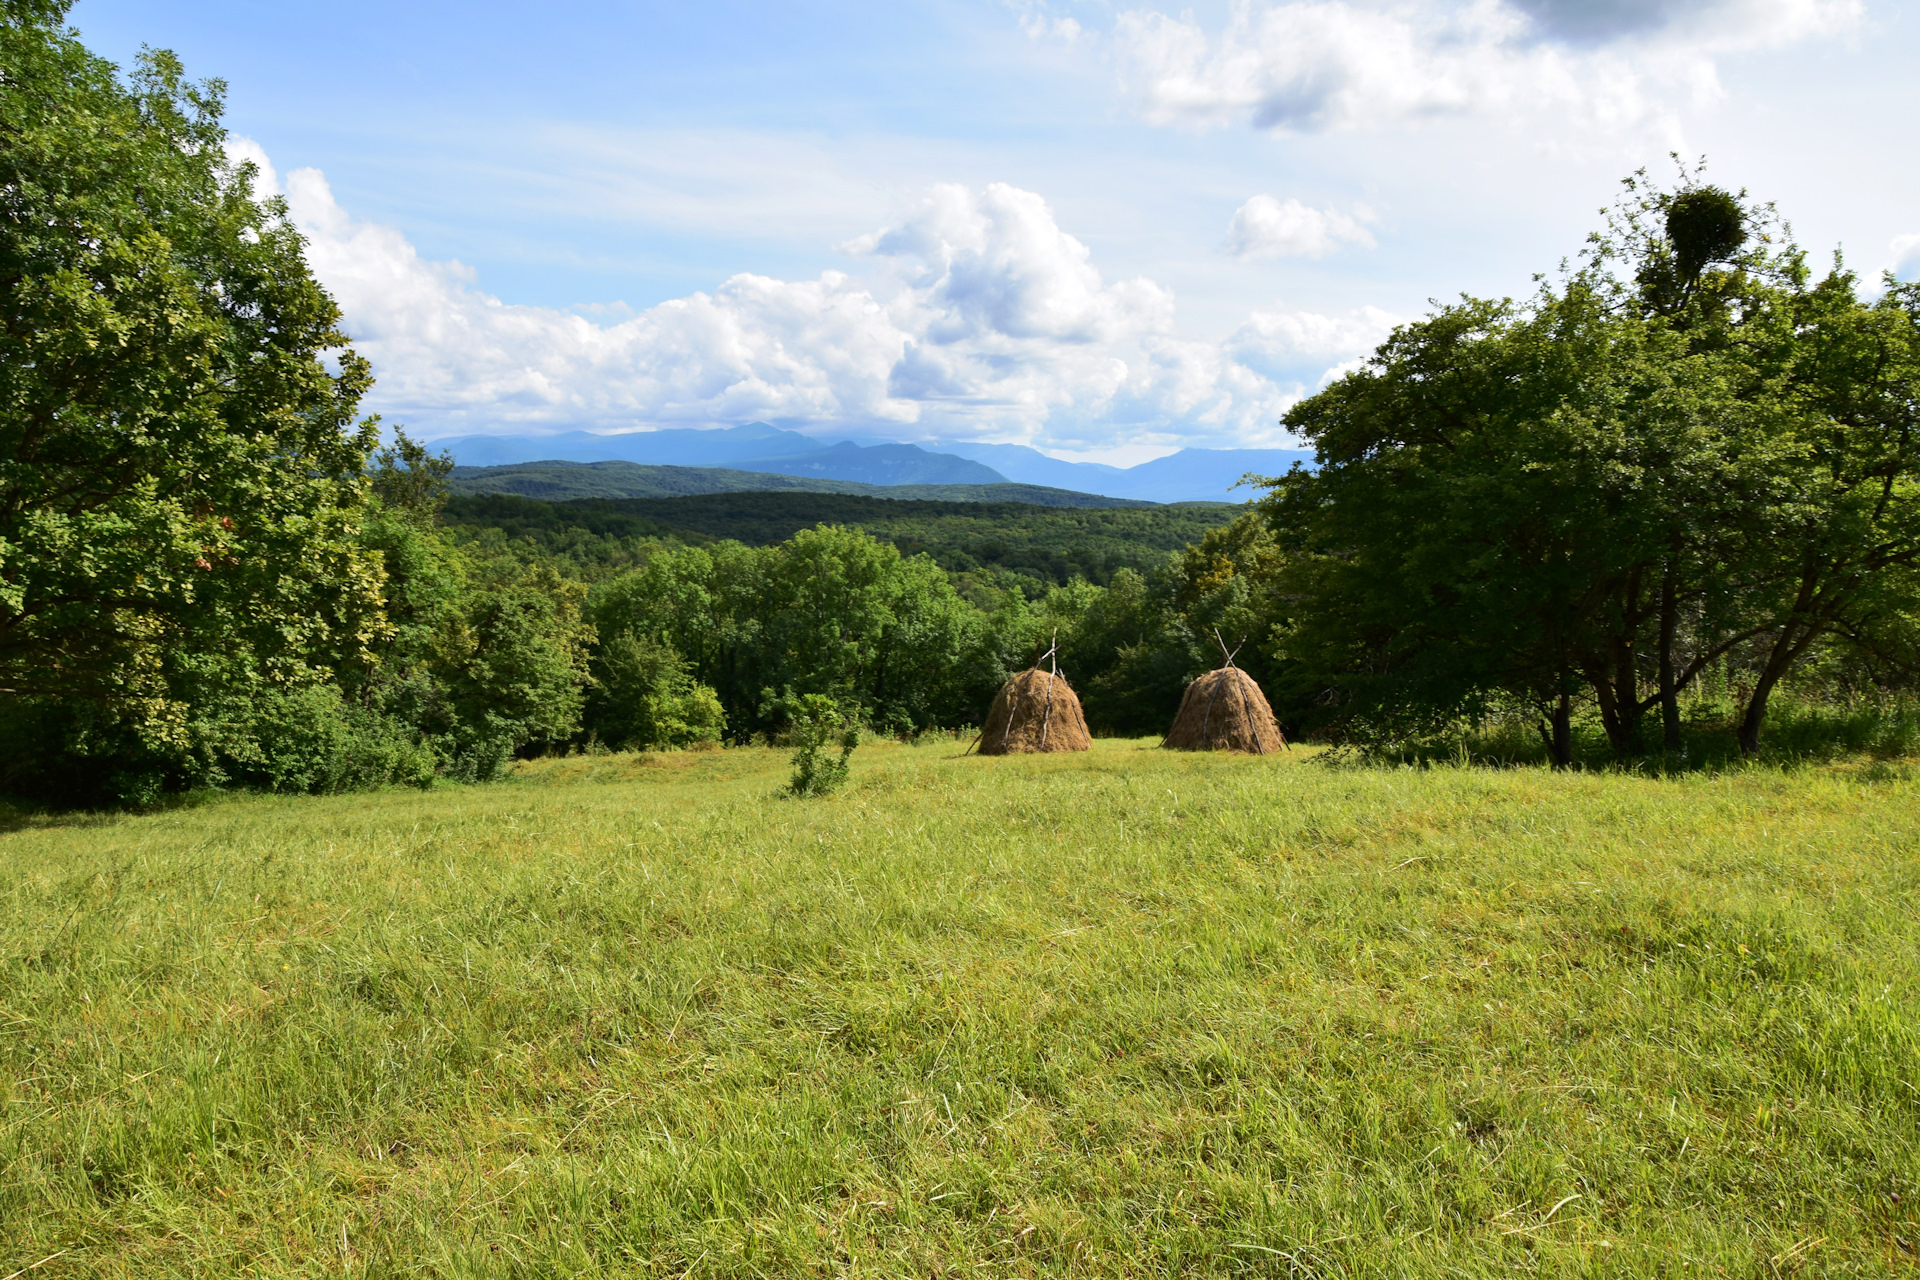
xmin=3 ymin=742 xmax=1918 ymax=1277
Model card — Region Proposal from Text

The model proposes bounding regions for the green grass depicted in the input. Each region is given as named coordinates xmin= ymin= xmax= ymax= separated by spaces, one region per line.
xmin=3 ymin=742 xmax=1919 ymax=1276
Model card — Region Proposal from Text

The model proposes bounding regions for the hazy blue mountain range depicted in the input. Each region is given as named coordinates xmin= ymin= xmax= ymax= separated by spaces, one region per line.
xmin=934 ymin=440 xmax=1310 ymax=502
xmin=444 ymin=460 xmax=1159 ymax=508
xmin=438 ymin=423 xmax=825 ymax=468
xmin=731 ymin=440 xmax=1005 ymax=486
xmin=430 ymin=424 xmax=1312 ymax=503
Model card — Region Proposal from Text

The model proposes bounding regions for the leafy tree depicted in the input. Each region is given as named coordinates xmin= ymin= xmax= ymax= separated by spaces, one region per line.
xmin=1263 ymin=168 xmax=1920 ymax=760
xmin=369 ymin=428 xmax=455 ymax=522
xmin=1266 ymin=289 xmax=1697 ymax=761
xmin=1062 ymin=568 xmax=1193 ymax=735
xmin=0 ymin=4 xmax=384 ymax=799
xmin=1723 ymin=274 xmax=1920 ymax=750
xmin=586 ymin=632 xmax=724 ymax=750
xmin=591 ymin=526 xmax=1006 ymax=739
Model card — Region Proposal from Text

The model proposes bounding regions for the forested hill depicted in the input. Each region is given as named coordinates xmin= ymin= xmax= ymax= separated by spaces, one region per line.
xmin=446 ymin=459 xmax=1154 ymax=508
xmin=440 ymin=491 xmax=1243 ymax=586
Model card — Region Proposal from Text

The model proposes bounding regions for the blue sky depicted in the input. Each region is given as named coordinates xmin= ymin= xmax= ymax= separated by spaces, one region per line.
xmin=70 ymin=0 xmax=1920 ymax=462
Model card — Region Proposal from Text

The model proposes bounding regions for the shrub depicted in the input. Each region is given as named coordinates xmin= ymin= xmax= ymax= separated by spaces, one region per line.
xmin=783 ymin=694 xmax=859 ymax=798
xmin=223 ymin=686 xmax=437 ymax=794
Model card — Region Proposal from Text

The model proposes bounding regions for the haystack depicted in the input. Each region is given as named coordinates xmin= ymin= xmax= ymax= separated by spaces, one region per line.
xmin=1162 ymin=632 xmax=1285 ymax=753
xmin=976 ymin=642 xmax=1091 ymax=755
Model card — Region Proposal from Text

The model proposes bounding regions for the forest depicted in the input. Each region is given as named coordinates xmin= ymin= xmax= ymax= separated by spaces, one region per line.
xmin=437 ymin=491 xmax=1238 ymax=587
xmin=5 ymin=1 xmax=1920 ymax=807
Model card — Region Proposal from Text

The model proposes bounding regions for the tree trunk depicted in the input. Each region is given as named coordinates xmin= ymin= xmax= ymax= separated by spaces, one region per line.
xmin=1580 ymin=656 xmax=1638 ymax=756
xmin=1538 ymin=691 xmax=1573 ymax=769
xmin=1738 ymin=622 xmax=1820 ymax=755
xmin=1739 ymin=557 xmax=1834 ymax=755
xmin=1737 ymin=656 xmax=1786 ymax=756
xmin=1658 ymin=557 xmax=1682 ymax=750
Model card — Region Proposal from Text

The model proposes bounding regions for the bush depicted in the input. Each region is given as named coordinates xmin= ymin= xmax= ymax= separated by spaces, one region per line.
xmin=783 ymin=694 xmax=859 ymax=798
xmin=224 ymin=686 xmax=437 ymax=794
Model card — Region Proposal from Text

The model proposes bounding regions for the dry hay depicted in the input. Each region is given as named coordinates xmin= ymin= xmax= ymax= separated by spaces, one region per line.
xmin=1163 ymin=665 xmax=1285 ymax=753
xmin=977 ymin=666 xmax=1091 ymax=754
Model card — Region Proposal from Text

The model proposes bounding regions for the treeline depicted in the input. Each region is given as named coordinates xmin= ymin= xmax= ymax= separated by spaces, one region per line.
xmin=438 ymin=491 xmax=1236 ymax=589
xmin=7 ymin=4 xmax=1920 ymax=808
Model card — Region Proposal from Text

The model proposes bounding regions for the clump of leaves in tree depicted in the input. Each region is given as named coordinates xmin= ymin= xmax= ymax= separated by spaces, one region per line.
xmin=781 ymin=693 xmax=859 ymax=798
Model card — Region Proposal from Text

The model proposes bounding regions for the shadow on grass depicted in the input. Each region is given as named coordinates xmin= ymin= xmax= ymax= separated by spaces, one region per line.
xmin=0 ymin=789 xmax=230 ymax=834
xmin=1329 ymin=695 xmax=1920 ymax=779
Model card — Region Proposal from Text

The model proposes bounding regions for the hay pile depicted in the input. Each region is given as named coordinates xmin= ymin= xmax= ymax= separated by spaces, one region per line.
xmin=977 ymin=666 xmax=1091 ymax=754
xmin=1163 ymin=651 xmax=1285 ymax=754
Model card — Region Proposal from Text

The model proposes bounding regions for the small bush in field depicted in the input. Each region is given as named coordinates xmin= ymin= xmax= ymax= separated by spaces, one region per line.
xmin=783 ymin=694 xmax=859 ymax=797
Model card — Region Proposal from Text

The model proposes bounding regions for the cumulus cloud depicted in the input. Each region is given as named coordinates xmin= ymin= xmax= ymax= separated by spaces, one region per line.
xmin=1010 ymin=0 xmax=1084 ymax=44
xmin=1893 ymin=233 xmax=1920 ymax=281
xmin=242 ymin=142 xmax=1389 ymax=448
xmin=1225 ymin=305 xmax=1402 ymax=385
xmin=1226 ymin=195 xmax=1376 ymax=259
xmin=1113 ymin=0 xmax=1860 ymax=135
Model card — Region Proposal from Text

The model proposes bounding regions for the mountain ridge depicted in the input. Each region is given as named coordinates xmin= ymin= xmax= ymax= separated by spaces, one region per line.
xmin=429 ymin=424 xmax=1312 ymax=503
xmin=445 ymin=460 xmax=1163 ymax=508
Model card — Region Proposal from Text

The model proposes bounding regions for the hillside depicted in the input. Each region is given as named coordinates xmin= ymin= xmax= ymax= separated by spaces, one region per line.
xmin=440 ymin=490 xmax=1243 ymax=586
xmin=446 ymin=459 xmax=1153 ymax=508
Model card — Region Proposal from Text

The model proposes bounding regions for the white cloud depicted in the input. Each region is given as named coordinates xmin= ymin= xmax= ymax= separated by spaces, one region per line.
xmin=1893 ymin=233 xmax=1920 ymax=281
xmin=246 ymin=142 xmax=1390 ymax=450
xmin=1225 ymin=305 xmax=1402 ymax=385
xmin=1227 ymin=195 xmax=1376 ymax=259
xmin=1112 ymin=0 xmax=1860 ymax=136
xmin=1011 ymin=0 xmax=1084 ymax=44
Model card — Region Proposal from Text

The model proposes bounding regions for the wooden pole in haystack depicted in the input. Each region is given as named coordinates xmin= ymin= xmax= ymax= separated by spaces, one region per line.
xmin=1161 ymin=628 xmax=1287 ymax=753
xmin=1037 ymin=629 xmax=1059 ymax=750
xmin=976 ymin=631 xmax=1091 ymax=755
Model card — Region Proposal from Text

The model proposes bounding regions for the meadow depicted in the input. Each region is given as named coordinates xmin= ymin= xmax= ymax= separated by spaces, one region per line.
xmin=2 ymin=742 xmax=1917 ymax=1277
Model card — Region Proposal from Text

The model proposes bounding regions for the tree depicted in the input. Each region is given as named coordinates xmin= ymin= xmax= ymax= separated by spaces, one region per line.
xmin=1263 ymin=168 xmax=1920 ymax=760
xmin=1724 ymin=275 xmax=1920 ymax=751
xmin=590 ymin=526 xmax=1004 ymax=740
xmin=0 ymin=4 xmax=384 ymax=797
xmin=1266 ymin=289 xmax=1709 ymax=763
xmin=585 ymin=632 xmax=724 ymax=750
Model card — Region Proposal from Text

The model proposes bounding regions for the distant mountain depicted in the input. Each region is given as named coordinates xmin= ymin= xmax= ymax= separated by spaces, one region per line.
xmin=936 ymin=442 xmax=1310 ymax=503
xmin=1107 ymin=448 xmax=1311 ymax=502
xmin=730 ymin=441 xmax=1005 ymax=487
xmin=434 ymin=424 xmax=1006 ymax=487
xmin=434 ymin=422 xmax=825 ymax=468
xmin=934 ymin=442 xmax=1130 ymax=493
xmin=445 ymin=460 xmax=1156 ymax=508
xmin=430 ymin=425 xmax=1311 ymax=503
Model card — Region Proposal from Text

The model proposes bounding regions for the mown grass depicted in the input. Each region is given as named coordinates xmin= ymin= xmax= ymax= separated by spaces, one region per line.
xmin=3 ymin=741 xmax=1918 ymax=1277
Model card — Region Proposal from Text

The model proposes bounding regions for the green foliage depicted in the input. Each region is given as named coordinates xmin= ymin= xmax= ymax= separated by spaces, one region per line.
xmin=0 ymin=7 xmax=388 ymax=800
xmin=586 ymin=632 xmax=724 ymax=750
xmin=440 ymin=491 xmax=1237 ymax=588
xmin=1264 ymin=169 xmax=1920 ymax=761
xmin=219 ymin=686 xmax=437 ymax=794
xmin=368 ymin=428 xmax=455 ymax=522
xmin=591 ymin=524 xmax=1018 ymax=739
xmin=780 ymin=692 xmax=859 ymax=797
